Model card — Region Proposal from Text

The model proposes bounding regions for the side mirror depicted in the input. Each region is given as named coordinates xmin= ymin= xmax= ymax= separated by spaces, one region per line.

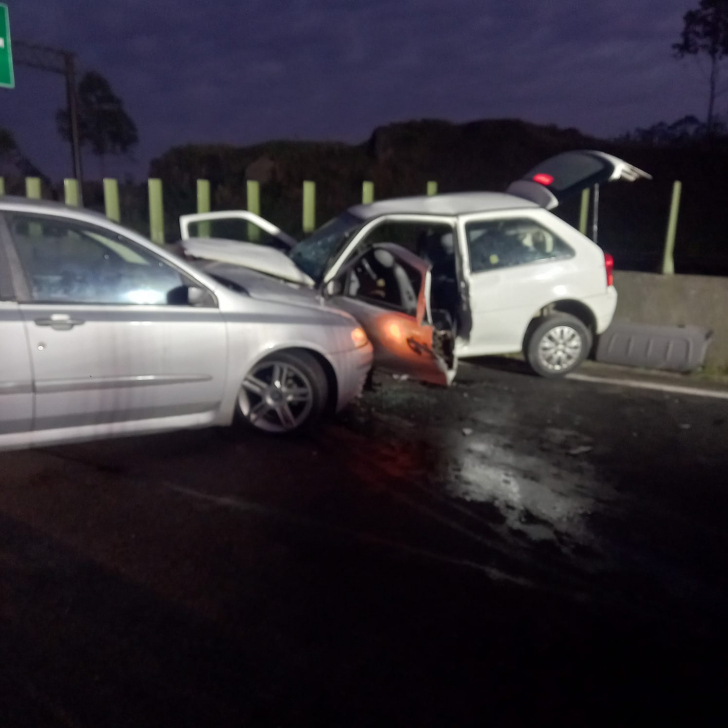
xmin=324 ymin=279 xmax=343 ymax=297
xmin=187 ymin=286 xmax=208 ymax=306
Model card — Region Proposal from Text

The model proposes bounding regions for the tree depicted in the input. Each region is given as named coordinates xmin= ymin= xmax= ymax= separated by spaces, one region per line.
xmin=56 ymin=71 xmax=138 ymax=176
xmin=674 ymin=0 xmax=728 ymax=135
xmin=618 ymin=114 xmax=727 ymax=146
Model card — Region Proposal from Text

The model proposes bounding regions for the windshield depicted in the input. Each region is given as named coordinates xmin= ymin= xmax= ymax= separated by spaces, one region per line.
xmin=290 ymin=212 xmax=364 ymax=282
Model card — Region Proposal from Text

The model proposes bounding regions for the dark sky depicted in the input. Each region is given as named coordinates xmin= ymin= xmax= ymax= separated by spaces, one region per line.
xmin=0 ymin=0 xmax=709 ymax=180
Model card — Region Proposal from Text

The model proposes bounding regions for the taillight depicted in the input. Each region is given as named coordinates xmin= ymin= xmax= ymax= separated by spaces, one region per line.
xmin=604 ymin=253 xmax=614 ymax=287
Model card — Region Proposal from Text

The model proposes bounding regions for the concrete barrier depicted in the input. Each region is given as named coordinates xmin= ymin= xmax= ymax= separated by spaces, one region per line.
xmin=613 ymin=271 xmax=728 ymax=371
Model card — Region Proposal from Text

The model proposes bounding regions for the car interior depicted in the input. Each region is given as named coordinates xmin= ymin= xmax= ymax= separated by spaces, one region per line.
xmin=345 ymin=248 xmax=420 ymax=315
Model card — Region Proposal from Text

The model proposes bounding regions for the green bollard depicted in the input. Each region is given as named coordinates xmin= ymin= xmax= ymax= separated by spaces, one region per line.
xmin=148 ymin=179 xmax=164 ymax=245
xmin=64 ymin=179 xmax=80 ymax=206
xmin=197 ymin=179 xmax=210 ymax=237
xmin=661 ymin=181 xmax=682 ymax=275
xmin=104 ymin=179 xmax=120 ymax=222
xmin=302 ymin=180 xmax=316 ymax=233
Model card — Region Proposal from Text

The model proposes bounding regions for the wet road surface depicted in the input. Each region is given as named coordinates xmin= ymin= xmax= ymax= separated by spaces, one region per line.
xmin=1 ymin=359 xmax=727 ymax=726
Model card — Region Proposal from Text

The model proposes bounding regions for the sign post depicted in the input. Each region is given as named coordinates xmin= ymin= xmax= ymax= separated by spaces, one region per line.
xmin=0 ymin=4 xmax=14 ymax=89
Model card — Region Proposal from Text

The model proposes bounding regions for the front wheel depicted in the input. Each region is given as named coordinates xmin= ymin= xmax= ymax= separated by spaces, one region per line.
xmin=525 ymin=314 xmax=592 ymax=378
xmin=237 ymin=351 xmax=329 ymax=434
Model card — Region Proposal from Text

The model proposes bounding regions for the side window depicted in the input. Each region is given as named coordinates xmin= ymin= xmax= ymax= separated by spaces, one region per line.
xmin=10 ymin=214 xmax=193 ymax=306
xmin=344 ymin=249 xmax=422 ymax=316
xmin=465 ymin=217 xmax=574 ymax=274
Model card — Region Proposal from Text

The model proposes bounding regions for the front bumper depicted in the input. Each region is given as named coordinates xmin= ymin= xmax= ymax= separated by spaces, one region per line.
xmin=330 ymin=343 xmax=374 ymax=411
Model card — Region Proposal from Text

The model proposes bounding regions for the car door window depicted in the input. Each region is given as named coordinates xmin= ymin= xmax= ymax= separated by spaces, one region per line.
xmin=465 ymin=217 xmax=574 ymax=273
xmin=344 ymin=249 xmax=421 ymax=316
xmin=9 ymin=214 xmax=194 ymax=305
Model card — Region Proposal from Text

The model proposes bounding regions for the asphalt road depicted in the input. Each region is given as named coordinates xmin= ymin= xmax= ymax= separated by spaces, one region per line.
xmin=1 ymin=359 xmax=727 ymax=727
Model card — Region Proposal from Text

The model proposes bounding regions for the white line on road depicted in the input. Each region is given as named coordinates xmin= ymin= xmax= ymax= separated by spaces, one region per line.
xmin=569 ymin=372 xmax=728 ymax=400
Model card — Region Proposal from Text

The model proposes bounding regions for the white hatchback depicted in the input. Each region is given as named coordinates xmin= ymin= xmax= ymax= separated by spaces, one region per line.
xmin=181 ymin=150 xmax=650 ymax=383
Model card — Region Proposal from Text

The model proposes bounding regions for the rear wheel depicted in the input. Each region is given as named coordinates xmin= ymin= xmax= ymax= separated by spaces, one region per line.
xmin=237 ymin=351 xmax=328 ymax=434
xmin=525 ymin=314 xmax=591 ymax=378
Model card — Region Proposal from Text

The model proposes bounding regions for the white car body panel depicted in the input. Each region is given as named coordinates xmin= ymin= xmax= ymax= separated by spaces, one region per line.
xmin=179 ymin=210 xmax=297 ymax=247
xmin=455 ymin=208 xmax=617 ymax=357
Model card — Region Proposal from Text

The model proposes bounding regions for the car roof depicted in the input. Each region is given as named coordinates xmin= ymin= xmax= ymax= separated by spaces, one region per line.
xmin=0 ymin=195 xmax=107 ymax=220
xmin=348 ymin=192 xmax=538 ymax=219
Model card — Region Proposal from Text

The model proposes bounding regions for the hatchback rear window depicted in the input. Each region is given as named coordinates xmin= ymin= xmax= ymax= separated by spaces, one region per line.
xmin=466 ymin=218 xmax=574 ymax=273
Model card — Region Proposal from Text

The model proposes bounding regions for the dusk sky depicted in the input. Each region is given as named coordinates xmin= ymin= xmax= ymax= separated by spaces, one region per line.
xmin=0 ymin=0 xmax=712 ymax=180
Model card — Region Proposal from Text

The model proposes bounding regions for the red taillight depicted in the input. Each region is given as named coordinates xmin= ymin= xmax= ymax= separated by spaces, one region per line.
xmin=533 ymin=173 xmax=554 ymax=186
xmin=604 ymin=253 xmax=614 ymax=287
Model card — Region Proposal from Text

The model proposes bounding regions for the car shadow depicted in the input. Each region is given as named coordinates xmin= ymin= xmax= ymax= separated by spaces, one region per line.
xmin=464 ymin=355 xmax=536 ymax=377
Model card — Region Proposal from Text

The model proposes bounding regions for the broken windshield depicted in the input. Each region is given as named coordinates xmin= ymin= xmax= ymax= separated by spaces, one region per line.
xmin=290 ymin=212 xmax=364 ymax=283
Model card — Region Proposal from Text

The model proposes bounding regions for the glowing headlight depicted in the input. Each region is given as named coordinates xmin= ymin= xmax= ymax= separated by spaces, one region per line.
xmin=350 ymin=327 xmax=369 ymax=348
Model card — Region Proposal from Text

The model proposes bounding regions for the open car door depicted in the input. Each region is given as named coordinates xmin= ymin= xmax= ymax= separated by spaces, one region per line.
xmin=179 ymin=211 xmax=297 ymax=251
xmin=506 ymin=150 xmax=651 ymax=210
xmin=328 ymin=244 xmax=456 ymax=386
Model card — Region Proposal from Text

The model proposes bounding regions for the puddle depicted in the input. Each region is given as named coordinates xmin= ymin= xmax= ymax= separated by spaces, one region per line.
xmin=444 ymin=429 xmax=608 ymax=545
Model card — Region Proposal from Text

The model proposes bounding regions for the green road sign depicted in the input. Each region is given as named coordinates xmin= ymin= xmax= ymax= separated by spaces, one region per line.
xmin=0 ymin=3 xmax=14 ymax=89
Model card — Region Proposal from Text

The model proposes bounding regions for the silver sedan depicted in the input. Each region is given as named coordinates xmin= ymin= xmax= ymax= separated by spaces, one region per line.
xmin=0 ymin=197 xmax=373 ymax=451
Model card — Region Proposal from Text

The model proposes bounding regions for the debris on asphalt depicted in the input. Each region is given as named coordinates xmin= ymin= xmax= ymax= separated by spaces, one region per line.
xmin=462 ymin=427 xmax=474 ymax=436
xmin=679 ymin=423 xmax=691 ymax=430
xmin=568 ymin=445 xmax=593 ymax=456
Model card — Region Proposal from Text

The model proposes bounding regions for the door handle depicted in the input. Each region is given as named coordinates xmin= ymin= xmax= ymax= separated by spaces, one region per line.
xmin=35 ymin=314 xmax=85 ymax=330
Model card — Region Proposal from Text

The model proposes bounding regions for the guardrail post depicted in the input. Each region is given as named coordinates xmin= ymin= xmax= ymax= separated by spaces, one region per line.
xmin=247 ymin=180 xmax=261 ymax=241
xmin=25 ymin=177 xmax=41 ymax=199
xmin=303 ymin=180 xmax=316 ymax=233
xmin=63 ymin=178 xmax=80 ymax=206
xmin=362 ymin=181 xmax=374 ymax=204
xmin=103 ymin=179 xmax=120 ymax=221
xmin=196 ymin=179 xmax=210 ymax=236
xmin=427 ymin=181 xmax=438 ymax=196
xmin=148 ymin=179 xmax=164 ymax=245
xmin=0 ymin=177 xmax=5 ymax=196
xmin=661 ymin=181 xmax=682 ymax=275
xmin=579 ymin=188 xmax=590 ymax=235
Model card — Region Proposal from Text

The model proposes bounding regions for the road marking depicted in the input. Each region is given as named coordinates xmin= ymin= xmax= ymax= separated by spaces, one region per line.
xmin=569 ymin=372 xmax=728 ymax=400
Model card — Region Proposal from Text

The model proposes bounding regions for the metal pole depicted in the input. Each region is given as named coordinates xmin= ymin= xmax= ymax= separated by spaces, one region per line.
xmin=661 ymin=181 xmax=682 ymax=275
xmin=591 ymin=183 xmax=599 ymax=245
xmin=578 ymin=188 xmax=590 ymax=235
xmin=64 ymin=52 xmax=83 ymax=200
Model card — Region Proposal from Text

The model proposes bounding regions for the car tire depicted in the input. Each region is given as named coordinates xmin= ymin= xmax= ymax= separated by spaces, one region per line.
xmin=524 ymin=314 xmax=592 ymax=378
xmin=236 ymin=351 xmax=329 ymax=434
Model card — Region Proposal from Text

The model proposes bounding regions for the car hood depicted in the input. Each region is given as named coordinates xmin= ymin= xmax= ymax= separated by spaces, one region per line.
xmin=182 ymin=238 xmax=314 ymax=287
xmin=202 ymin=261 xmax=327 ymax=310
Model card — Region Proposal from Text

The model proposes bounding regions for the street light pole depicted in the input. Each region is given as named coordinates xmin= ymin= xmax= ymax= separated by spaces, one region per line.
xmin=63 ymin=52 xmax=83 ymax=188
xmin=13 ymin=40 xmax=84 ymax=201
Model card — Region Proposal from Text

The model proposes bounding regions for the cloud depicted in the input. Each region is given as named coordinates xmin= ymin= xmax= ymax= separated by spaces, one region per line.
xmin=0 ymin=0 xmax=706 ymax=179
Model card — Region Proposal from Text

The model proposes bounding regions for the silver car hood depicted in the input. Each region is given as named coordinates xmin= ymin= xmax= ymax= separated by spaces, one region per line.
xmin=202 ymin=261 xmax=326 ymax=310
xmin=182 ymin=238 xmax=314 ymax=287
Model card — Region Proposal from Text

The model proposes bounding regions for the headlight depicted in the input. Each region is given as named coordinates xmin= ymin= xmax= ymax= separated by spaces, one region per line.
xmin=350 ymin=326 xmax=369 ymax=349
